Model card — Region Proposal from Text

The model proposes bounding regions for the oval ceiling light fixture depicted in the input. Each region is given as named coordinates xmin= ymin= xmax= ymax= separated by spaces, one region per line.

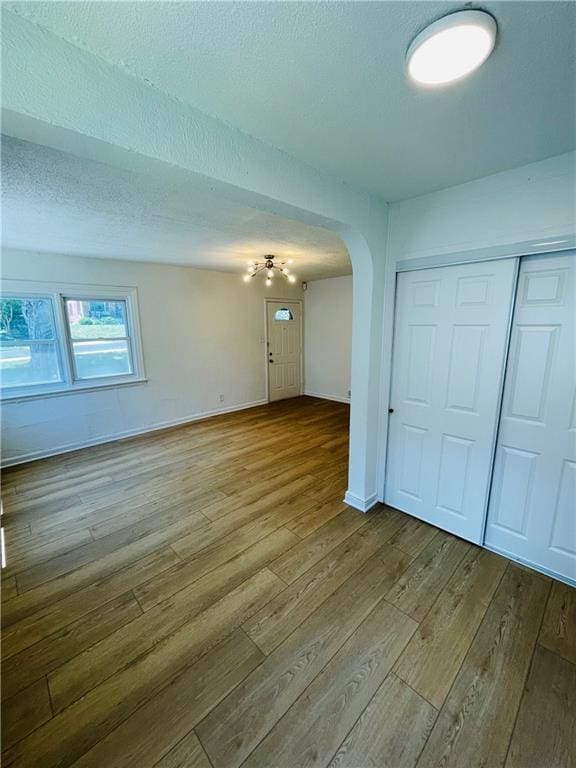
xmin=407 ymin=10 xmax=497 ymax=86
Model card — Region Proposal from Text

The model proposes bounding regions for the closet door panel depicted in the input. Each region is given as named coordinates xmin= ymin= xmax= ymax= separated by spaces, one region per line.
xmin=386 ymin=259 xmax=517 ymax=543
xmin=485 ymin=252 xmax=576 ymax=583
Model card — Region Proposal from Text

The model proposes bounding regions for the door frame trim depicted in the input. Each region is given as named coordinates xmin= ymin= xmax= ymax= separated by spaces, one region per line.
xmin=477 ymin=258 xmax=520 ymax=542
xmin=264 ymin=298 xmax=304 ymax=403
xmin=484 ymin=543 xmax=576 ymax=588
xmin=394 ymin=234 xmax=576 ymax=273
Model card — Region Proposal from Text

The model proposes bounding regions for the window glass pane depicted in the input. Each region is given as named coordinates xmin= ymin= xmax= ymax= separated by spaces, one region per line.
xmin=274 ymin=308 xmax=294 ymax=321
xmin=0 ymin=341 xmax=61 ymax=388
xmin=72 ymin=339 xmax=132 ymax=379
xmin=66 ymin=299 xmax=128 ymax=339
xmin=0 ymin=297 xmax=56 ymax=340
xmin=0 ymin=297 xmax=62 ymax=389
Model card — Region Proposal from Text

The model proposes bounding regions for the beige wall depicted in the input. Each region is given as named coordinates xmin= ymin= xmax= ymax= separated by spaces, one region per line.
xmin=304 ymin=275 xmax=352 ymax=403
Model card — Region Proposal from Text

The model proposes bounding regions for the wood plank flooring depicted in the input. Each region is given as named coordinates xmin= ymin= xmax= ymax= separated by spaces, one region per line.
xmin=1 ymin=396 xmax=574 ymax=768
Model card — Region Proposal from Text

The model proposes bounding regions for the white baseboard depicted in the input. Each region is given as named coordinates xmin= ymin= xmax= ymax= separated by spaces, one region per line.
xmin=1 ymin=398 xmax=268 ymax=467
xmin=344 ymin=490 xmax=379 ymax=513
xmin=304 ymin=390 xmax=351 ymax=404
xmin=484 ymin=543 xmax=576 ymax=588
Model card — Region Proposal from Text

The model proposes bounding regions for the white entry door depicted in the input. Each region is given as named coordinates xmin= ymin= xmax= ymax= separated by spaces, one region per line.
xmin=485 ymin=253 xmax=576 ymax=583
xmin=266 ymin=301 xmax=302 ymax=402
xmin=385 ymin=259 xmax=517 ymax=543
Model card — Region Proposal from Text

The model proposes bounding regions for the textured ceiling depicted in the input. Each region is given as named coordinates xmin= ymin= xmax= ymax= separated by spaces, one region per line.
xmin=6 ymin=1 xmax=576 ymax=201
xmin=1 ymin=136 xmax=351 ymax=280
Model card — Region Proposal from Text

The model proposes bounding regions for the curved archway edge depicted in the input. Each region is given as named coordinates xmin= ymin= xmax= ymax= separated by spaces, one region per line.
xmin=2 ymin=10 xmax=390 ymax=508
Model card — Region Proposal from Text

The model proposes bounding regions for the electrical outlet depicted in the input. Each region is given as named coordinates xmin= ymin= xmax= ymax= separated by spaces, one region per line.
xmin=219 ymin=394 xmax=225 ymax=403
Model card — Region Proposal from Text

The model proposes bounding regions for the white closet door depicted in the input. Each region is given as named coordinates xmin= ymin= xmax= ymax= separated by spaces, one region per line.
xmin=385 ymin=259 xmax=517 ymax=543
xmin=485 ymin=252 xmax=576 ymax=584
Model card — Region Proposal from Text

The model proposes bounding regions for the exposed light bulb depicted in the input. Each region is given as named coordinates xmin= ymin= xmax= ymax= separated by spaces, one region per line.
xmin=247 ymin=260 xmax=255 ymax=266
xmin=247 ymin=266 xmax=255 ymax=273
xmin=288 ymin=275 xmax=296 ymax=283
xmin=287 ymin=259 xmax=294 ymax=265
xmin=243 ymin=274 xmax=251 ymax=283
xmin=283 ymin=268 xmax=290 ymax=275
xmin=267 ymin=270 xmax=274 ymax=278
xmin=266 ymin=278 xmax=272 ymax=287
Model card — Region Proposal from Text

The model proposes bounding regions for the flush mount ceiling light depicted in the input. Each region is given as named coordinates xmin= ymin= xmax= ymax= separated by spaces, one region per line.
xmin=243 ymin=255 xmax=297 ymax=286
xmin=407 ymin=10 xmax=497 ymax=86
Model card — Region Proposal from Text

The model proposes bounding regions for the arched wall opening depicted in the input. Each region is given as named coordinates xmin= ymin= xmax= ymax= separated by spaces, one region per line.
xmin=2 ymin=9 xmax=390 ymax=508
xmin=1 ymin=117 xmax=388 ymax=512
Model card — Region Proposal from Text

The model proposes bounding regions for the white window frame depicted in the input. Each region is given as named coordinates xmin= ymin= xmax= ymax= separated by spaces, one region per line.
xmin=0 ymin=280 xmax=146 ymax=401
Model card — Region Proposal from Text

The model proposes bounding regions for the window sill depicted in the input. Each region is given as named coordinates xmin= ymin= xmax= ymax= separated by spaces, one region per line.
xmin=1 ymin=377 xmax=148 ymax=403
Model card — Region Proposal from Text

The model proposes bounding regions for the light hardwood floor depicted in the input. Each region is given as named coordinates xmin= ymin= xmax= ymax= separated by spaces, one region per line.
xmin=1 ymin=397 xmax=574 ymax=768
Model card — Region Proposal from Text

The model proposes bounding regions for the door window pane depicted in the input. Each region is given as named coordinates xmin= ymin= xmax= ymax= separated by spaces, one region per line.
xmin=274 ymin=308 xmax=294 ymax=321
xmin=0 ymin=298 xmax=62 ymax=389
xmin=71 ymin=339 xmax=132 ymax=379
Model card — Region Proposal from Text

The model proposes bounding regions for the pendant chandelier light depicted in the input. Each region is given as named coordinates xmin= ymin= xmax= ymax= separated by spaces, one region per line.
xmin=243 ymin=255 xmax=297 ymax=287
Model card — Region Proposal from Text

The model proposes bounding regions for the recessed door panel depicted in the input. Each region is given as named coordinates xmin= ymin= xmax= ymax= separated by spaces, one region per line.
xmin=549 ymin=460 xmax=576 ymax=556
xmin=386 ymin=259 xmax=518 ymax=543
xmin=506 ymin=326 xmax=557 ymax=422
xmin=456 ymin=275 xmax=493 ymax=306
xmin=445 ymin=325 xmax=486 ymax=413
xmin=485 ymin=252 xmax=576 ymax=584
xmin=435 ymin=434 xmax=474 ymax=517
xmin=405 ymin=325 xmax=436 ymax=406
xmin=489 ymin=446 xmax=538 ymax=536
xmin=398 ymin=424 xmax=426 ymax=501
xmin=519 ymin=268 xmax=567 ymax=306
xmin=411 ymin=279 xmax=440 ymax=307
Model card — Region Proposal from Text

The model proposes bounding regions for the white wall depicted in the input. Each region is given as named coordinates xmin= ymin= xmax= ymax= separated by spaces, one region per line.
xmin=304 ymin=275 xmax=352 ymax=404
xmin=1 ymin=249 xmax=302 ymax=464
xmin=377 ymin=150 xmax=576 ymax=498
xmin=388 ymin=151 xmax=576 ymax=265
